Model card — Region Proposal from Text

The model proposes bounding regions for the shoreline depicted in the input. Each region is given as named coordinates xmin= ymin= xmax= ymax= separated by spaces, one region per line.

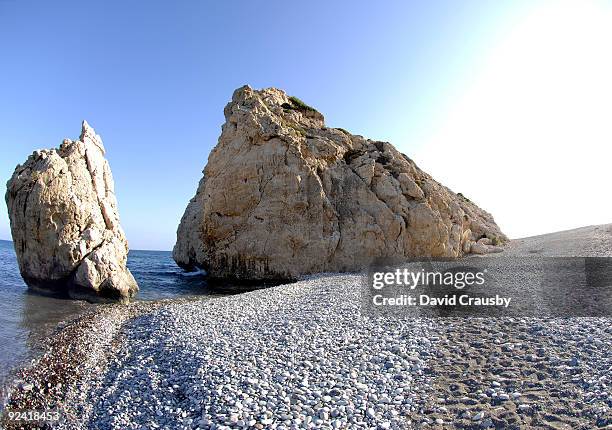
xmin=0 ymin=296 xmax=208 ymax=428
xmin=1 ymin=301 xmax=150 ymax=427
xmin=2 ymin=225 xmax=611 ymax=429
xmin=2 ymin=275 xmax=436 ymax=429
xmin=2 ymin=275 xmax=610 ymax=429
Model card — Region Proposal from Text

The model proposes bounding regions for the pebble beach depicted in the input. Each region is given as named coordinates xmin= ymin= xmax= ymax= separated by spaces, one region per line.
xmin=2 ymin=225 xmax=611 ymax=429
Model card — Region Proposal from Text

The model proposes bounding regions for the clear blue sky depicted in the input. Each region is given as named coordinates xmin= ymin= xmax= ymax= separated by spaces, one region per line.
xmin=2 ymin=1 xmax=583 ymax=250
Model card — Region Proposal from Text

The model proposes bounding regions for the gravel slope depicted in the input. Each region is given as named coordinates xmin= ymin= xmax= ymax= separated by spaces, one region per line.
xmin=2 ymin=225 xmax=611 ymax=429
xmin=503 ymin=224 xmax=612 ymax=257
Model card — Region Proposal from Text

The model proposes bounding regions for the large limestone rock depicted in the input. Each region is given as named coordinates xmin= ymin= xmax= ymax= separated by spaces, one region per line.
xmin=5 ymin=121 xmax=138 ymax=302
xmin=174 ymin=86 xmax=507 ymax=280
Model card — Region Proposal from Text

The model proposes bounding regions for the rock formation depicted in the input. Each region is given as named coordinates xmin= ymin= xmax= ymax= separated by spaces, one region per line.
xmin=5 ymin=121 xmax=138 ymax=302
xmin=174 ymin=86 xmax=507 ymax=280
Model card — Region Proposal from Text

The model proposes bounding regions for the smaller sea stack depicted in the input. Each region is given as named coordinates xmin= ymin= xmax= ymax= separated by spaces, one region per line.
xmin=5 ymin=121 xmax=138 ymax=302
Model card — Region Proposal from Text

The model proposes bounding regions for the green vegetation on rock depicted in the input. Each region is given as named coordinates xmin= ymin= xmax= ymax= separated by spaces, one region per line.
xmin=457 ymin=192 xmax=471 ymax=203
xmin=282 ymin=96 xmax=318 ymax=113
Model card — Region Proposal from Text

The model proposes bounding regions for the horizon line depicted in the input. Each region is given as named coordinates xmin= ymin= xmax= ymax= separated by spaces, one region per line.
xmin=0 ymin=238 xmax=172 ymax=253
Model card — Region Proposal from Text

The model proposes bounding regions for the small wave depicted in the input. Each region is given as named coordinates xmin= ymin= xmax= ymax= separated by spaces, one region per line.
xmin=180 ymin=269 xmax=207 ymax=277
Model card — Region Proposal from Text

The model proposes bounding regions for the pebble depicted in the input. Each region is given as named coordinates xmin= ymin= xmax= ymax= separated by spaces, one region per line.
xmin=472 ymin=411 xmax=485 ymax=421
